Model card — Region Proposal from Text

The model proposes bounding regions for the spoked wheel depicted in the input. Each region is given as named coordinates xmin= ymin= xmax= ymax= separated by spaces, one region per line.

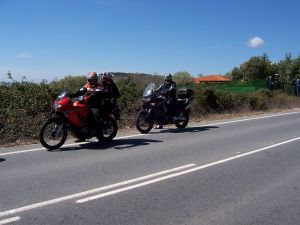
xmin=39 ymin=116 xmax=68 ymax=151
xmin=174 ymin=110 xmax=189 ymax=129
xmin=135 ymin=110 xmax=153 ymax=134
xmin=101 ymin=117 xmax=118 ymax=142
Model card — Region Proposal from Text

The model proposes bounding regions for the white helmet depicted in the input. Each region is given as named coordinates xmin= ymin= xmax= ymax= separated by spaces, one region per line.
xmin=164 ymin=73 xmax=172 ymax=82
xmin=101 ymin=72 xmax=114 ymax=84
xmin=87 ymin=72 xmax=98 ymax=86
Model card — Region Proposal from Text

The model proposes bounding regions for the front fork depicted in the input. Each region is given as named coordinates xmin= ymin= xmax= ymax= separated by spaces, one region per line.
xmin=143 ymin=107 xmax=153 ymax=122
xmin=184 ymin=102 xmax=191 ymax=114
xmin=49 ymin=124 xmax=64 ymax=140
xmin=48 ymin=113 xmax=67 ymax=140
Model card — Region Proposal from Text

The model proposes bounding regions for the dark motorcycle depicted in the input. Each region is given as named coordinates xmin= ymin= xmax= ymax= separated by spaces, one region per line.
xmin=39 ymin=91 xmax=118 ymax=150
xmin=135 ymin=83 xmax=193 ymax=133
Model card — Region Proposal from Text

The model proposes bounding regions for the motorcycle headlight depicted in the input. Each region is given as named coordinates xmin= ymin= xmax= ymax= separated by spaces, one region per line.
xmin=53 ymin=103 xmax=61 ymax=110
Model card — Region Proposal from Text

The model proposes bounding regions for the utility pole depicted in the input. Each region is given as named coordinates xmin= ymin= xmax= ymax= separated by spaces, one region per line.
xmin=7 ymin=71 xmax=12 ymax=80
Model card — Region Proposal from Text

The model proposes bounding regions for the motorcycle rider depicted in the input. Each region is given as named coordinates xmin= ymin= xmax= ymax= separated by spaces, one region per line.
xmin=100 ymin=72 xmax=120 ymax=99
xmin=100 ymin=72 xmax=121 ymax=119
xmin=70 ymin=72 xmax=104 ymax=127
xmin=155 ymin=73 xmax=177 ymax=129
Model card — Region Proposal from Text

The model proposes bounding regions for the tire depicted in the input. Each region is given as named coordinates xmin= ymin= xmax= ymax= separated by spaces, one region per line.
xmin=135 ymin=110 xmax=153 ymax=134
xmin=39 ymin=116 xmax=68 ymax=151
xmin=101 ymin=117 xmax=118 ymax=142
xmin=174 ymin=110 xmax=189 ymax=129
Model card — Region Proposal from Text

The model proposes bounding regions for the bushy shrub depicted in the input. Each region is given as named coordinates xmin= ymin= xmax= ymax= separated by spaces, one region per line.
xmin=192 ymin=87 xmax=238 ymax=114
xmin=49 ymin=75 xmax=86 ymax=93
xmin=190 ymin=87 xmax=296 ymax=118
xmin=0 ymin=81 xmax=54 ymax=144
xmin=116 ymin=77 xmax=144 ymax=128
xmin=0 ymin=78 xmax=297 ymax=145
xmin=190 ymin=86 xmax=206 ymax=117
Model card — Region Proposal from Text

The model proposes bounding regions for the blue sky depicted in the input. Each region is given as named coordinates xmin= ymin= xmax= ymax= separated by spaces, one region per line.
xmin=1 ymin=0 xmax=300 ymax=82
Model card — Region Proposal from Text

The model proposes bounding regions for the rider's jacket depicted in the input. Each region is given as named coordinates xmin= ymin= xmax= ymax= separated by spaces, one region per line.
xmin=100 ymin=81 xmax=121 ymax=100
xmin=156 ymin=80 xmax=177 ymax=100
xmin=72 ymin=82 xmax=104 ymax=107
xmin=83 ymin=82 xmax=103 ymax=92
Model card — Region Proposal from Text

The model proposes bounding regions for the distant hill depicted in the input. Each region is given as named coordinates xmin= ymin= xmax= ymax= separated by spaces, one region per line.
xmin=46 ymin=72 xmax=164 ymax=93
xmin=112 ymin=72 xmax=163 ymax=87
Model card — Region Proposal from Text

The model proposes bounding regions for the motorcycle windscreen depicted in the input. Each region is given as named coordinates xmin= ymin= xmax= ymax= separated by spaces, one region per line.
xmin=143 ymin=83 xmax=155 ymax=97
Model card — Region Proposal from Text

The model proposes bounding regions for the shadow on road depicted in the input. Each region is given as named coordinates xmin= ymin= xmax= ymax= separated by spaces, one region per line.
xmin=49 ymin=126 xmax=217 ymax=152
xmin=0 ymin=158 xmax=6 ymax=163
xmin=57 ymin=138 xmax=163 ymax=152
xmin=157 ymin=125 xmax=219 ymax=134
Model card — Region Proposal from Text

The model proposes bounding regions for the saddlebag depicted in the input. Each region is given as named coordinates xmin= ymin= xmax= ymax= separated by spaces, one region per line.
xmin=177 ymin=88 xmax=194 ymax=99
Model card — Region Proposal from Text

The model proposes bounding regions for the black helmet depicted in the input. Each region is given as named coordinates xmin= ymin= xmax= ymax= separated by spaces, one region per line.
xmin=164 ymin=73 xmax=172 ymax=81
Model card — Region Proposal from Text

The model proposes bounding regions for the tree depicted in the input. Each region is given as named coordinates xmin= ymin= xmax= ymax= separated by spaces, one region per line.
xmin=230 ymin=67 xmax=243 ymax=81
xmin=240 ymin=54 xmax=273 ymax=80
xmin=291 ymin=54 xmax=300 ymax=79
xmin=277 ymin=53 xmax=293 ymax=82
xmin=173 ymin=71 xmax=194 ymax=85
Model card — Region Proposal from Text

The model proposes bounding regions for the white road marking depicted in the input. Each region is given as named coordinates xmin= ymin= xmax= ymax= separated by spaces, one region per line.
xmin=0 ymin=164 xmax=195 ymax=218
xmin=0 ymin=134 xmax=145 ymax=156
xmin=0 ymin=217 xmax=20 ymax=224
xmin=77 ymin=136 xmax=300 ymax=203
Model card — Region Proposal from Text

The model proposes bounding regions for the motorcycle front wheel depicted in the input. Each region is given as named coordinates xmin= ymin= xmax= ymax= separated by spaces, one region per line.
xmin=136 ymin=110 xmax=153 ymax=134
xmin=39 ymin=116 xmax=68 ymax=151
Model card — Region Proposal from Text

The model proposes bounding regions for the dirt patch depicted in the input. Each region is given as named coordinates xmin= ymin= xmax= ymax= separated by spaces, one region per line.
xmin=192 ymin=107 xmax=300 ymax=123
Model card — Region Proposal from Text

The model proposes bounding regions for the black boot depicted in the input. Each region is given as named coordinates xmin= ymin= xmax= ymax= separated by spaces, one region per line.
xmin=155 ymin=124 xmax=163 ymax=129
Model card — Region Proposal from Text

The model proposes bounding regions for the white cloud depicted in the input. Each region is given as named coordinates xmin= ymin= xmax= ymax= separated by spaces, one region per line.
xmin=248 ymin=37 xmax=265 ymax=48
xmin=18 ymin=52 xmax=32 ymax=59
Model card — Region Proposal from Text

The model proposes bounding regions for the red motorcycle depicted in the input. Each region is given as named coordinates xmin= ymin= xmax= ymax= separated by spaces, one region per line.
xmin=39 ymin=91 xmax=118 ymax=150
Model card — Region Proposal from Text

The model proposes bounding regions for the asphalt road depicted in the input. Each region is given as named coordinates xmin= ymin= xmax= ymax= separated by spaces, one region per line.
xmin=0 ymin=111 xmax=300 ymax=225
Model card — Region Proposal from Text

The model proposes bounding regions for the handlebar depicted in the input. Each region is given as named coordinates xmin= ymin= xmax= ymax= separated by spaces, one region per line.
xmin=75 ymin=95 xmax=90 ymax=104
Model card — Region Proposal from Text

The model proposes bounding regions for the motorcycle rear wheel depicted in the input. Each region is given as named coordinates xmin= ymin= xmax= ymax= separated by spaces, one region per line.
xmin=136 ymin=110 xmax=153 ymax=134
xmin=39 ymin=116 xmax=68 ymax=151
xmin=174 ymin=110 xmax=189 ymax=129
xmin=101 ymin=117 xmax=118 ymax=142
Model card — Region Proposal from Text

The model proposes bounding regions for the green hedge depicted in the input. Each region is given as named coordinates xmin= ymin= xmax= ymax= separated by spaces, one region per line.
xmin=0 ymin=79 xmax=296 ymax=145
xmin=0 ymin=82 xmax=54 ymax=143
xmin=199 ymin=80 xmax=267 ymax=93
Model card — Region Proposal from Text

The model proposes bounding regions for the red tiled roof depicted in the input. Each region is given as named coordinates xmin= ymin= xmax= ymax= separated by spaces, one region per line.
xmin=194 ymin=75 xmax=231 ymax=84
